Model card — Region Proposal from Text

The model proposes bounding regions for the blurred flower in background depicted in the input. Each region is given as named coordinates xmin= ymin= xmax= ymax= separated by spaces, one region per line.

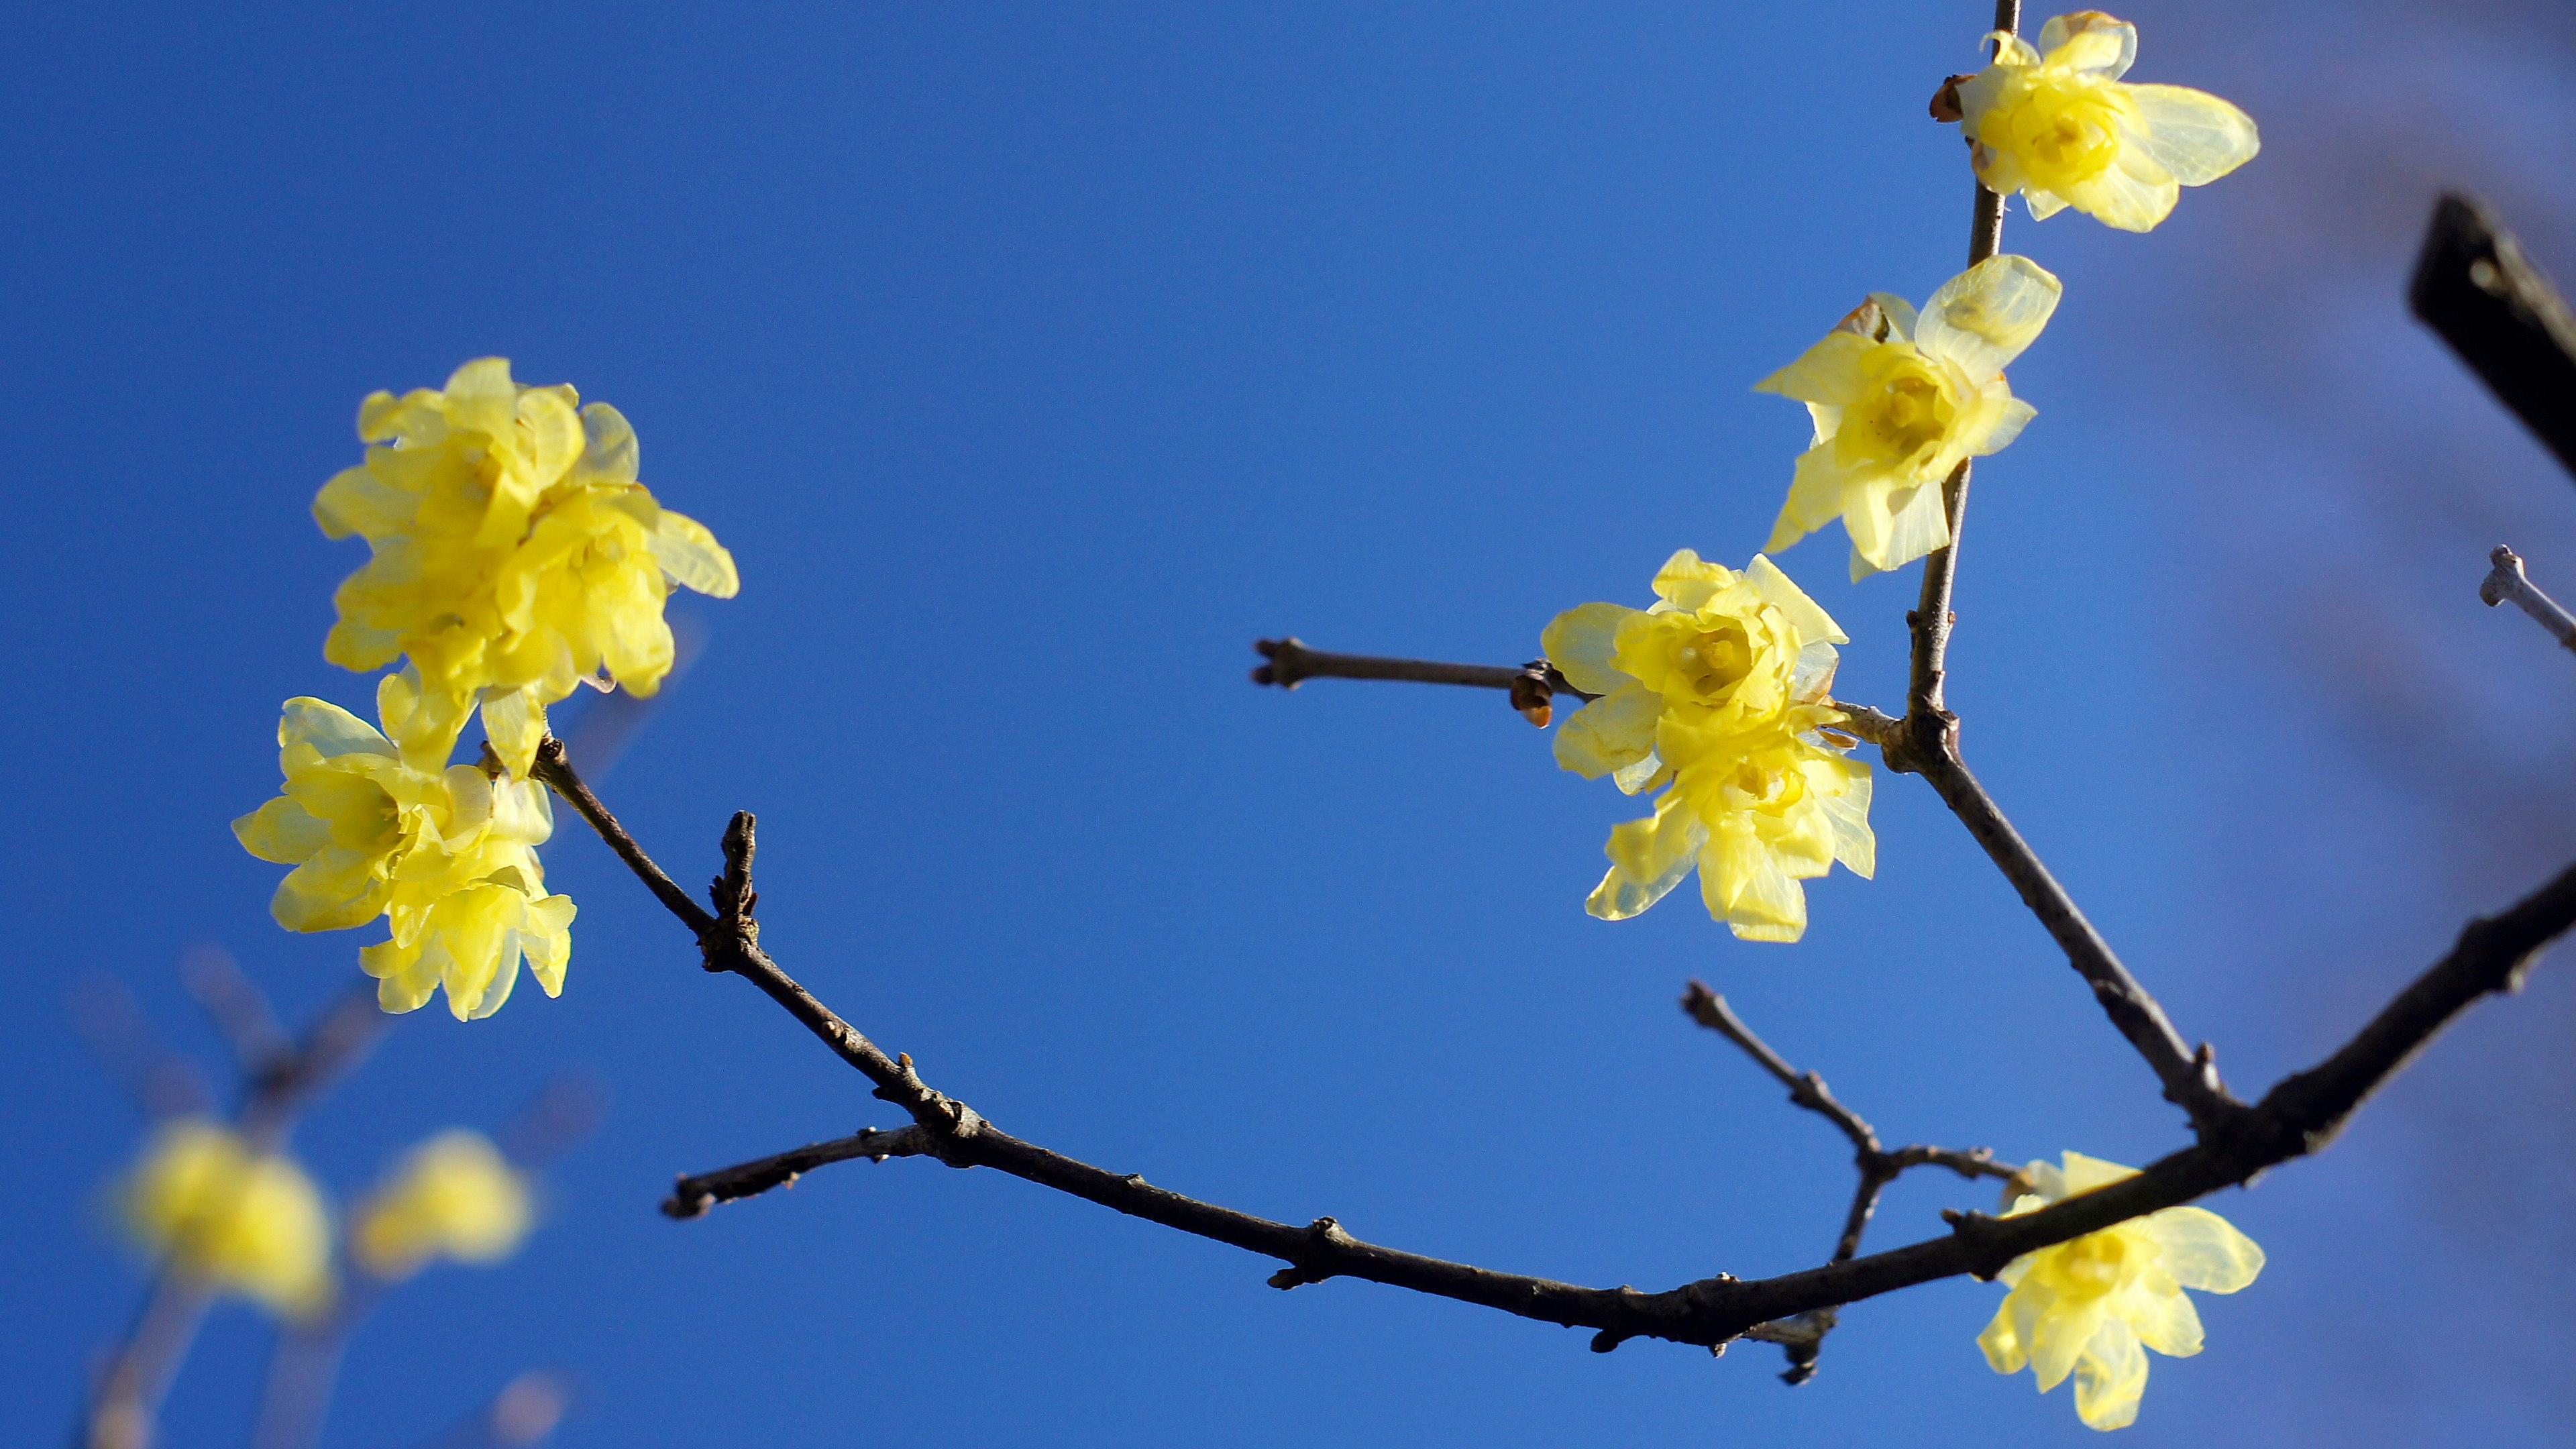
xmin=352 ymin=1129 xmax=533 ymax=1282
xmin=119 ymin=1118 xmax=333 ymax=1320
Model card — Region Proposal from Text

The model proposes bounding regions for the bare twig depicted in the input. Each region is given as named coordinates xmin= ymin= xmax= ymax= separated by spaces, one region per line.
xmin=84 ymin=977 xmax=386 ymax=1449
xmin=68 ymin=975 xmax=214 ymax=1122
xmin=1251 ymin=639 xmax=1593 ymax=724
xmin=541 ymin=735 xmax=2576 ymax=1353
xmin=2480 ymin=545 xmax=2576 ymax=654
xmin=663 ymin=1127 xmax=931 ymax=1218
xmin=2410 ymin=193 xmax=2576 ymax=479
xmin=178 ymin=947 xmax=292 ymax=1081
xmin=1682 ymin=982 xmax=2012 ymax=1381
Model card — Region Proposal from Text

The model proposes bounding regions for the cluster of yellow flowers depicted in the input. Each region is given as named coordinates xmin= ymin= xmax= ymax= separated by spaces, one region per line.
xmin=236 ymin=359 xmax=736 ymax=1019
xmin=118 ymin=1120 xmax=533 ymax=1320
xmin=1532 ymin=13 xmax=2262 ymax=1431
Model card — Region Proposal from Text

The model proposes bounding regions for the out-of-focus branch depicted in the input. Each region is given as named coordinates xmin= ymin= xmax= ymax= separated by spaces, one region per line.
xmin=68 ymin=976 xmax=214 ymax=1122
xmin=663 ymin=1127 xmax=930 ymax=1218
xmin=543 ymin=733 xmax=2576 ymax=1353
xmin=411 ymin=1371 xmax=576 ymax=1449
xmin=2410 ymin=193 xmax=2576 ymax=480
xmin=2480 ymin=545 xmax=2576 ymax=655
xmin=1250 ymin=638 xmax=1593 ymax=724
xmin=84 ymin=977 xmax=386 ymax=1449
xmin=1682 ymin=982 xmax=2013 ymax=1381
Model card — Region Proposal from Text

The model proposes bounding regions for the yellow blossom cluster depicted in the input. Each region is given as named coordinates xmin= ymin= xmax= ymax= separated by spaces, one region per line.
xmin=238 ymin=358 xmax=733 ymax=1019
xmin=351 ymin=1130 xmax=533 ymax=1281
xmin=1544 ymin=551 xmax=1871 ymax=941
xmin=234 ymin=678 xmax=574 ymax=1020
xmin=315 ymin=358 xmax=738 ymax=776
xmin=1980 ymin=1153 xmax=2264 ymax=1430
xmin=119 ymin=1120 xmax=333 ymax=1319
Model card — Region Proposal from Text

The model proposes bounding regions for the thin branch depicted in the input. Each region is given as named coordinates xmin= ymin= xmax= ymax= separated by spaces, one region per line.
xmin=2410 ymin=193 xmax=2576 ymax=479
xmin=179 ymin=947 xmax=292 ymax=1081
xmin=541 ymin=735 xmax=2576 ymax=1353
xmin=1681 ymin=981 xmax=2012 ymax=1381
xmin=663 ymin=1127 xmax=930 ymax=1218
xmin=2480 ymin=545 xmax=2576 ymax=654
xmin=1250 ymin=638 xmax=1593 ymax=724
xmin=83 ymin=978 xmax=385 ymax=1449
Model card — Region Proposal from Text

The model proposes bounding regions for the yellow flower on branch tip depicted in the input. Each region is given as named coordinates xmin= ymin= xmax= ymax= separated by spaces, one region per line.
xmin=352 ymin=1130 xmax=533 ymax=1281
xmin=1542 ymin=550 xmax=1872 ymax=941
xmin=314 ymin=357 xmax=739 ymax=776
xmin=1979 ymin=1152 xmax=2265 ymax=1431
xmin=1957 ymin=12 xmax=2259 ymax=233
xmin=119 ymin=1119 xmax=333 ymax=1319
xmin=1756 ymin=255 xmax=2060 ymax=580
xmin=232 ymin=674 xmax=576 ymax=1020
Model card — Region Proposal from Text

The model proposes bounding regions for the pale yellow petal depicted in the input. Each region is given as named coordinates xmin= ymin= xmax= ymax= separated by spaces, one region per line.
xmin=1813 ymin=757 xmax=1875 ymax=878
xmin=1648 ymin=548 xmax=1735 ymax=613
xmin=279 ymin=698 xmax=393 ymax=762
xmin=2059 ymin=1150 xmax=2140 ymax=1195
xmin=2073 ymin=1317 xmax=2149 ymax=1430
xmin=1753 ymin=330 xmax=1874 ymax=407
xmin=2141 ymin=1205 xmax=2264 ymax=1292
xmin=2063 ymin=141 xmax=2178 ymax=231
xmin=2039 ymin=13 xmax=2137 ymax=78
xmin=1585 ymin=796 xmax=1707 ymax=921
xmin=1915 ymin=255 xmax=2063 ymax=382
xmin=1979 ymin=1294 xmax=2030 ymax=1373
xmin=2123 ymin=83 xmax=2259 ymax=187
xmin=1541 ymin=602 xmax=1640 ymax=698
xmin=1552 ymin=681 xmax=1662 ymax=781
xmin=481 ymin=690 xmax=549 ymax=780
xmin=2029 ymin=1294 xmax=2105 ymax=1393
xmin=1704 ymin=820 xmax=1807 ymax=941
xmin=1766 ymin=445 xmax=1854 ymax=555
xmin=1874 ymin=479 xmax=1953 ymax=576
xmin=233 ymin=798 xmax=332 ymax=865
xmin=2118 ymin=1273 xmax=2205 ymax=1356
xmin=1743 ymin=554 xmax=1845 ymax=645
xmin=649 ymin=508 xmax=740 ymax=598
xmin=576 ymin=401 xmax=640 ymax=486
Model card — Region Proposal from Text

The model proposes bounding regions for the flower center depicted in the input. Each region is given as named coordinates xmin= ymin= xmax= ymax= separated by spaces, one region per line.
xmin=1672 ymin=622 xmax=1754 ymax=705
xmin=2050 ymin=1229 xmax=2135 ymax=1300
xmin=1839 ymin=352 xmax=1957 ymax=471
xmin=2008 ymin=75 xmax=2125 ymax=188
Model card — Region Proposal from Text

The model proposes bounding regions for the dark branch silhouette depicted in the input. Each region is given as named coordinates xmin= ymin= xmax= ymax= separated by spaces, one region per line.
xmin=2410 ymin=193 xmax=2576 ymax=478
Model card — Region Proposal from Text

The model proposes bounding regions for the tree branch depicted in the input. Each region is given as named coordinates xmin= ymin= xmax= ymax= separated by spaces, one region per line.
xmin=1250 ymin=639 xmax=1593 ymax=724
xmin=2480 ymin=545 xmax=2576 ymax=654
xmin=1680 ymin=981 xmax=2013 ymax=1381
xmin=2410 ymin=193 xmax=2576 ymax=479
xmin=663 ymin=1127 xmax=931 ymax=1219
xmin=539 ymin=735 xmax=2576 ymax=1354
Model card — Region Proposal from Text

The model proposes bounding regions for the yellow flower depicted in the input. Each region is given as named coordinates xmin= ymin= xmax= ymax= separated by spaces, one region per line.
xmin=233 ymin=674 xmax=576 ymax=1020
xmin=313 ymin=358 xmax=739 ymax=775
xmin=1978 ymin=1151 xmax=2265 ymax=1431
xmin=119 ymin=1119 xmax=333 ymax=1318
xmin=351 ymin=1130 xmax=533 ymax=1281
xmin=1756 ymin=256 xmax=2060 ymax=580
xmin=1542 ymin=550 xmax=1872 ymax=941
xmin=1956 ymin=12 xmax=2259 ymax=233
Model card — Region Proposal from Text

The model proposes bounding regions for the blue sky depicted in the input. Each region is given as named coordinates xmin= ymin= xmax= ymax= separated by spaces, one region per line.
xmin=5 ymin=3 xmax=2573 ymax=1445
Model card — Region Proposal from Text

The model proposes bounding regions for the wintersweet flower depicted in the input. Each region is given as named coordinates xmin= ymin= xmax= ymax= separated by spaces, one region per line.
xmin=120 ymin=1119 xmax=332 ymax=1318
xmin=1979 ymin=1152 xmax=2265 ymax=1431
xmin=1955 ymin=12 xmax=2259 ymax=233
xmin=1542 ymin=551 xmax=1872 ymax=941
xmin=233 ymin=675 xmax=576 ymax=1020
xmin=314 ymin=357 xmax=739 ymax=775
xmin=351 ymin=1130 xmax=533 ymax=1281
xmin=1757 ymin=255 xmax=2060 ymax=580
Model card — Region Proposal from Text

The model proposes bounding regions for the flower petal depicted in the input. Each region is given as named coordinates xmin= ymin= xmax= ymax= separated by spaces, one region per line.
xmin=1553 ymin=680 xmax=1663 ymax=782
xmin=2123 ymin=83 xmax=2260 ymax=187
xmin=649 ymin=508 xmax=740 ymax=598
xmin=1542 ymin=602 xmax=1640 ymax=698
xmin=2073 ymin=1317 xmax=2149 ymax=1430
xmin=2118 ymin=1271 xmax=2205 ymax=1356
xmin=2039 ymin=12 xmax=2138 ymax=78
xmin=1585 ymin=796 xmax=1707 ymax=920
xmin=1916 ymin=255 xmax=2063 ymax=382
xmin=1743 ymin=554 xmax=1845 ymax=645
xmin=1754 ymin=329 xmax=1874 ymax=407
xmin=2142 ymin=1205 xmax=2265 ymax=1293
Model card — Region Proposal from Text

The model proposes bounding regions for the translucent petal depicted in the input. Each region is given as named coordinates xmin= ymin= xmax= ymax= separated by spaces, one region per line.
xmin=272 ymin=850 xmax=388 ymax=932
xmin=1788 ymin=640 xmax=1839 ymax=704
xmin=313 ymin=464 xmax=415 ymax=541
xmin=2124 ymin=83 xmax=2260 ymax=187
xmin=1813 ymin=757 xmax=1874 ymax=878
xmin=1552 ymin=681 xmax=1662 ymax=780
xmin=279 ymin=698 xmax=393 ymax=762
xmin=2073 ymin=1318 xmax=2149 ymax=1430
xmin=1841 ymin=476 xmax=1900 ymax=578
xmin=649 ymin=508 xmax=740 ymax=598
xmin=1988 ymin=32 xmax=2041 ymax=67
xmin=1979 ymin=1296 xmax=2029 ymax=1373
xmin=1971 ymin=395 xmax=2039 ymax=457
xmin=480 ymin=690 xmax=549 ymax=780
xmin=1875 ymin=480 xmax=1953 ymax=576
xmin=1542 ymin=602 xmax=1640 ymax=698
xmin=233 ymin=798 xmax=331 ymax=865
xmin=578 ymin=402 xmax=641 ymax=485
xmin=1648 ymin=548 xmax=1735 ymax=612
xmin=1767 ymin=446 xmax=1854 ymax=554
xmin=1704 ymin=821 xmax=1806 ymax=941
xmin=1585 ymin=798 xmax=1707 ymax=921
xmin=2029 ymin=1293 xmax=2104 ymax=1392
xmin=1916 ymin=255 xmax=2063 ymax=382
xmin=1743 ymin=554 xmax=1845 ymax=645
xmin=2059 ymin=1150 xmax=2140 ymax=1195
xmin=2142 ymin=1205 xmax=2265 ymax=1292
xmin=1753 ymin=330 xmax=1874 ymax=407
xmin=2025 ymin=187 xmax=2074 ymax=221
xmin=2063 ymin=141 xmax=2178 ymax=232
xmin=1611 ymin=753 xmax=1670 ymax=796
xmin=2039 ymin=13 xmax=2137 ymax=78
xmin=2118 ymin=1272 xmax=2205 ymax=1357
